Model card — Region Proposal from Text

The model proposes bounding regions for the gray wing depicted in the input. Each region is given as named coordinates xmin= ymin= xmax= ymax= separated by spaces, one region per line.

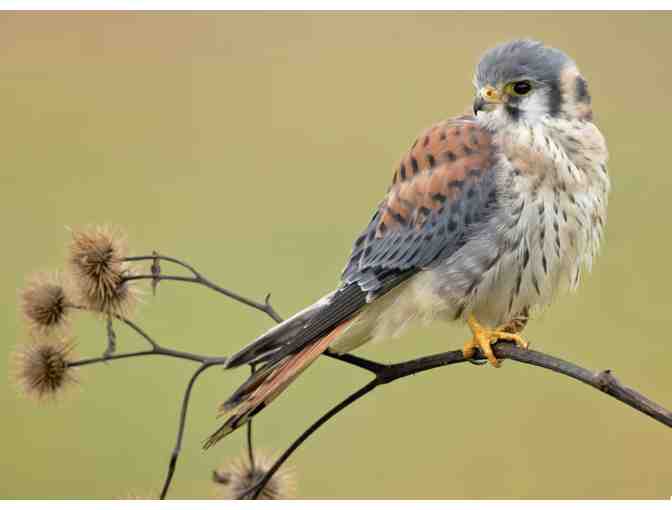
xmin=226 ymin=116 xmax=502 ymax=369
xmin=342 ymin=116 xmax=501 ymax=295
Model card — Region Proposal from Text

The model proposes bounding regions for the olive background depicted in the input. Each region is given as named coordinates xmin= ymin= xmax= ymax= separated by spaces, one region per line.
xmin=1 ymin=12 xmax=670 ymax=499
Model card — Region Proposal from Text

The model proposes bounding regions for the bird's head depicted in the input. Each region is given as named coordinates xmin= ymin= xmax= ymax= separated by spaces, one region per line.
xmin=473 ymin=39 xmax=593 ymax=127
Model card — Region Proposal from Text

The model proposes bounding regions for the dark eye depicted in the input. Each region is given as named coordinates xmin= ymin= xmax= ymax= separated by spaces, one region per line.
xmin=511 ymin=80 xmax=532 ymax=95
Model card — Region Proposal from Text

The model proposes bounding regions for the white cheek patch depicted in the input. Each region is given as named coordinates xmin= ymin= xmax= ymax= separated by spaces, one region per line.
xmin=519 ymin=90 xmax=551 ymax=122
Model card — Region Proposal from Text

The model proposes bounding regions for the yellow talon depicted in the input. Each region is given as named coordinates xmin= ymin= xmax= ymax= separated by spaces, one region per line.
xmin=462 ymin=313 xmax=529 ymax=367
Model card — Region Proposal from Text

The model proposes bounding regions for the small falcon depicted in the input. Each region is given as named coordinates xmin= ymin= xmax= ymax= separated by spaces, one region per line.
xmin=205 ymin=39 xmax=610 ymax=447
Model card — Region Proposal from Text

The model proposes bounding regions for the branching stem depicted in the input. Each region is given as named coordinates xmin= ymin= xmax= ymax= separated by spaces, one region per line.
xmin=123 ymin=254 xmax=282 ymax=323
xmin=159 ymin=362 xmax=222 ymax=499
xmin=68 ymin=252 xmax=672 ymax=500
xmin=244 ymin=343 xmax=672 ymax=498
xmin=65 ymin=303 xmax=227 ymax=501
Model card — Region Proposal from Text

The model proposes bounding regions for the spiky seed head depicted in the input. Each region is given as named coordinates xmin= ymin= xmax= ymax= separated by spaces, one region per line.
xmin=213 ymin=452 xmax=295 ymax=500
xmin=68 ymin=226 xmax=136 ymax=315
xmin=11 ymin=338 xmax=77 ymax=400
xmin=20 ymin=272 xmax=72 ymax=336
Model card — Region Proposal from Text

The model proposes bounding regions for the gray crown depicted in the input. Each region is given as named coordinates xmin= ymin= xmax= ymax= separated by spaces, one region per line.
xmin=476 ymin=39 xmax=574 ymax=87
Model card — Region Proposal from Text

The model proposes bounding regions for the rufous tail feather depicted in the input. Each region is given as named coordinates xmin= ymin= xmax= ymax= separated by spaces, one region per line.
xmin=203 ymin=320 xmax=352 ymax=449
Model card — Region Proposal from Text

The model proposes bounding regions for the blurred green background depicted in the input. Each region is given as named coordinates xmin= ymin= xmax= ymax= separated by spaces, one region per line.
xmin=1 ymin=12 xmax=670 ymax=499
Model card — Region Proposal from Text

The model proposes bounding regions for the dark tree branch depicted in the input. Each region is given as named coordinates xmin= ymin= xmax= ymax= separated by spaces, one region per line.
xmin=159 ymin=361 xmax=222 ymax=500
xmin=126 ymin=254 xmax=387 ymax=375
xmin=104 ymin=316 xmax=117 ymax=357
xmin=117 ymin=314 xmax=160 ymax=350
xmin=68 ymin=348 xmax=227 ymax=368
xmin=248 ymin=380 xmax=378 ymax=499
xmin=323 ymin=349 xmax=387 ymax=374
xmin=243 ymin=342 xmax=672 ymax=499
xmin=65 ymin=252 xmax=672 ymax=500
xmin=123 ymin=254 xmax=283 ymax=323
xmin=65 ymin=304 xmax=228 ymax=500
xmin=79 ymin=254 xmax=288 ymax=500
xmin=67 ymin=308 xmax=227 ymax=367
xmin=68 ymin=349 xmax=155 ymax=367
xmin=121 ymin=253 xmax=671 ymax=499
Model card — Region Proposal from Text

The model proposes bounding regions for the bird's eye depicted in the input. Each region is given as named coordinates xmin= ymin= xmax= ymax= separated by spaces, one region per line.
xmin=509 ymin=80 xmax=533 ymax=96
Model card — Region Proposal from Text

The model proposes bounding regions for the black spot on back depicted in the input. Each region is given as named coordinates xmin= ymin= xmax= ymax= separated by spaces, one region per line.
xmin=418 ymin=206 xmax=431 ymax=218
xmin=391 ymin=212 xmax=407 ymax=225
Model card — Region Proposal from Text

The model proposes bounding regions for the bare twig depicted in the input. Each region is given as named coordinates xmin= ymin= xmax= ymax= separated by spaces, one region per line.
xmin=119 ymin=255 xmax=293 ymax=498
xmin=65 ymin=303 xmax=228 ymax=500
xmin=159 ymin=361 xmax=223 ymax=499
xmin=124 ymin=254 xmax=671 ymax=498
xmin=66 ymin=253 xmax=672 ymax=500
xmin=323 ymin=349 xmax=386 ymax=374
xmin=104 ymin=316 xmax=117 ymax=358
xmin=246 ymin=380 xmax=378 ymax=499
xmin=123 ymin=254 xmax=283 ymax=323
xmin=66 ymin=309 xmax=226 ymax=367
xmin=244 ymin=342 xmax=672 ymax=499
xmin=68 ymin=348 xmax=226 ymax=368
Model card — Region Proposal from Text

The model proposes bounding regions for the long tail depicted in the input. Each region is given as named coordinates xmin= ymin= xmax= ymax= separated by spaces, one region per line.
xmin=204 ymin=272 xmax=413 ymax=449
xmin=203 ymin=283 xmax=369 ymax=449
xmin=204 ymin=319 xmax=353 ymax=448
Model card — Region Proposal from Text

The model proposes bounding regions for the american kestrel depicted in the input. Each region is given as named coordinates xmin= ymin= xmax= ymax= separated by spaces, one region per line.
xmin=205 ymin=39 xmax=610 ymax=446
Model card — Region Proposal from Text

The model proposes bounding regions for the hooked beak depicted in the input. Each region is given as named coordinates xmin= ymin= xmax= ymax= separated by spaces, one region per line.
xmin=473 ymin=86 xmax=502 ymax=115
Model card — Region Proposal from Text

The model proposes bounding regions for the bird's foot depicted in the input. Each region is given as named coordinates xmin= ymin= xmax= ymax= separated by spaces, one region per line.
xmin=462 ymin=313 xmax=529 ymax=367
